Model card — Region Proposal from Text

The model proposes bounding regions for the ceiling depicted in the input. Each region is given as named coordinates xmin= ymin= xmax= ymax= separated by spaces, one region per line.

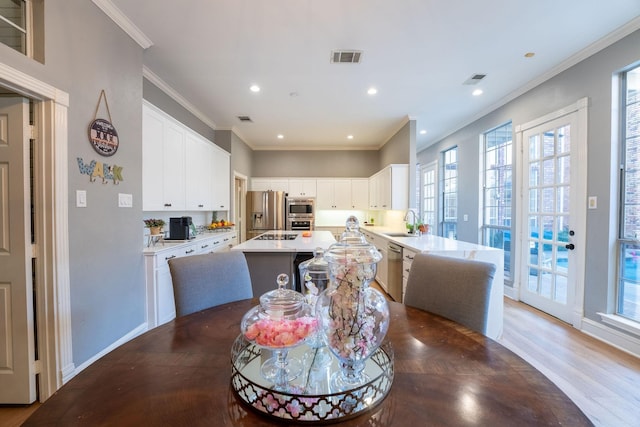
xmin=102 ymin=0 xmax=640 ymax=152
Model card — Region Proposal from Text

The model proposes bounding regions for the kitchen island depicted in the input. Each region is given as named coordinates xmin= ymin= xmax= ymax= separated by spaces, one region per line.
xmin=231 ymin=230 xmax=336 ymax=295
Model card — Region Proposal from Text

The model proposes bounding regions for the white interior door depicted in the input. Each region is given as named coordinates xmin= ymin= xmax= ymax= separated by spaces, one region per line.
xmin=0 ymin=97 xmax=36 ymax=403
xmin=518 ymin=104 xmax=587 ymax=324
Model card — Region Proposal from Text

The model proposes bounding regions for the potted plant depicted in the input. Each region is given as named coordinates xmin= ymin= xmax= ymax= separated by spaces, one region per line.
xmin=144 ymin=218 xmax=165 ymax=235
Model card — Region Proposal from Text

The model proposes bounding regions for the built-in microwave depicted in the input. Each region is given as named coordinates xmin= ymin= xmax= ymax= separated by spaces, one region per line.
xmin=286 ymin=197 xmax=315 ymax=218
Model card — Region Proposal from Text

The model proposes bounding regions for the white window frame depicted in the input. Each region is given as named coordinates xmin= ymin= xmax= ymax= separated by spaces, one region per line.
xmin=0 ymin=0 xmax=33 ymax=57
xmin=481 ymin=122 xmax=513 ymax=282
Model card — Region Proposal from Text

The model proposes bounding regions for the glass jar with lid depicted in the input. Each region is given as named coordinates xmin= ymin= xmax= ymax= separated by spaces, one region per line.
xmin=315 ymin=217 xmax=390 ymax=391
xmin=241 ymin=273 xmax=316 ymax=390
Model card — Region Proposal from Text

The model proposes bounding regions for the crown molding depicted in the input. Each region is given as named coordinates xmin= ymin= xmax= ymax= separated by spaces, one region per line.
xmin=91 ymin=0 xmax=153 ymax=49
xmin=430 ymin=15 xmax=640 ymax=149
xmin=143 ymin=66 xmax=217 ymax=129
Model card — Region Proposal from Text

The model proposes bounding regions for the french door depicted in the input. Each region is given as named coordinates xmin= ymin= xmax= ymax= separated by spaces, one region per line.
xmin=517 ymin=100 xmax=587 ymax=324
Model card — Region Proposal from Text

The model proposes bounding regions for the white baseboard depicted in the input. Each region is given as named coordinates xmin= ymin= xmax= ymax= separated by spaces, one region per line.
xmin=503 ymin=284 xmax=517 ymax=299
xmin=581 ymin=318 xmax=640 ymax=358
xmin=65 ymin=322 xmax=149 ymax=382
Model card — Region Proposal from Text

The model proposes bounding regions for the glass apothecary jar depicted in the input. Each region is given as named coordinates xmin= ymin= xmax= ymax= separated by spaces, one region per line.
xmin=315 ymin=217 xmax=390 ymax=390
xmin=240 ymin=274 xmax=316 ymax=391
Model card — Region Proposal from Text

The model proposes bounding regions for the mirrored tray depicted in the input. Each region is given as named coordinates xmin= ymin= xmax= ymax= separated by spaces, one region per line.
xmin=230 ymin=334 xmax=394 ymax=423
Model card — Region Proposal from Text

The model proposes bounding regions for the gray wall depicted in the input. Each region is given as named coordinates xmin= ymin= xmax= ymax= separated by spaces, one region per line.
xmin=228 ymin=130 xmax=253 ymax=177
xmin=143 ymin=79 xmax=220 ymax=150
xmin=0 ymin=0 xmax=147 ymax=366
xmin=252 ymin=150 xmax=380 ymax=177
xmin=417 ymin=28 xmax=640 ymax=331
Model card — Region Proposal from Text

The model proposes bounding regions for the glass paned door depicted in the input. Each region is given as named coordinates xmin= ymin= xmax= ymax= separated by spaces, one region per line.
xmin=520 ymin=113 xmax=580 ymax=323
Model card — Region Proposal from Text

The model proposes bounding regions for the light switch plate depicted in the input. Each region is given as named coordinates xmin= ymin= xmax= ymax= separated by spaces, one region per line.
xmin=118 ymin=193 xmax=133 ymax=208
xmin=76 ymin=190 xmax=87 ymax=208
xmin=588 ymin=196 xmax=597 ymax=210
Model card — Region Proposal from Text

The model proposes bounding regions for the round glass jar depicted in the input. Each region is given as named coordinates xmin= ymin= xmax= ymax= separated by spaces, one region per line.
xmin=240 ymin=274 xmax=316 ymax=390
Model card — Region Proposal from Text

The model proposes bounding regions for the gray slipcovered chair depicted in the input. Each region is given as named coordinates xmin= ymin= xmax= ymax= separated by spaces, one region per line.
xmin=168 ymin=250 xmax=253 ymax=317
xmin=404 ymin=253 xmax=496 ymax=336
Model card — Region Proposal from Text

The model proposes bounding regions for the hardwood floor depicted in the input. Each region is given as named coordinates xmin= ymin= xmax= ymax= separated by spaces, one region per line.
xmin=2 ymin=296 xmax=639 ymax=427
xmin=498 ymin=297 xmax=640 ymax=427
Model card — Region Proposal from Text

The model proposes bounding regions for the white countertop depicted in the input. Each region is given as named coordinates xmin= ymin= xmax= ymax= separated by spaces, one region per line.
xmin=143 ymin=230 xmax=237 ymax=255
xmin=231 ymin=230 xmax=337 ymax=253
xmin=358 ymin=226 xmax=502 ymax=254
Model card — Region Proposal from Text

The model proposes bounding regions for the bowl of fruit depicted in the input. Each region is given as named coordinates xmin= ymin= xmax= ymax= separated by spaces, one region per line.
xmin=208 ymin=219 xmax=235 ymax=231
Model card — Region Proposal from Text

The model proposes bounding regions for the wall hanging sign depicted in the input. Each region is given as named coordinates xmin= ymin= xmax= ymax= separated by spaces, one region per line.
xmin=77 ymin=157 xmax=124 ymax=185
xmin=88 ymin=90 xmax=119 ymax=157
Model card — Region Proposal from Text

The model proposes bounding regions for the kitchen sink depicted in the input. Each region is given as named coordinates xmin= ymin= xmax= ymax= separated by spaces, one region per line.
xmin=384 ymin=232 xmax=419 ymax=237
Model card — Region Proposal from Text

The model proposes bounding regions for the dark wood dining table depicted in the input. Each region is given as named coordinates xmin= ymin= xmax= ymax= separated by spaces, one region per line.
xmin=23 ymin=299 xmax=592 ymax=426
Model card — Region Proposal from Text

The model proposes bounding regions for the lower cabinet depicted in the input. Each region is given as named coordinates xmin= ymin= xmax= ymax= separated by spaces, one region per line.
xmin=144 ymin=232 xmax=237 ymax=329
xmin=402 ymin=247 xmax=418 ymax=302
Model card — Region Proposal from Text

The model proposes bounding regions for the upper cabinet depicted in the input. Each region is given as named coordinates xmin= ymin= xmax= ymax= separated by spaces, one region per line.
xmin=211 ymin=146 xmax=230 ymax=210
xmin=369 ymin=164 xmax=408 ymax=210
xmin=288 ymin=179 xmax=317 ymax=197
xmin=143 ymin=102 xmax=229 ymax=211
xmin=251 ymin=178 xmax=289 ymax=192
xmin=316 ymin=178 xmax=368 ymax=210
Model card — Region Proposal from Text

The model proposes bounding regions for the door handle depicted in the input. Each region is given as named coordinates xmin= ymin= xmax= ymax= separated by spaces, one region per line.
xmin=565 ymin=243 xmax=575 ymax=250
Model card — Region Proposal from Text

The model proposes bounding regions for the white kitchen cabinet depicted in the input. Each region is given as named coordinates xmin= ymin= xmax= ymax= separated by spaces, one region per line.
xmin=316 ymin=178 xmax=353 ymax=209
xmin=211 ymin=145 xmax=230 ymax=210
xmin=143 ymin=104 xmax=185 ymax=211
xmin=402 ymin=247 xmax=418 ymax=302
xmin=288 ymin=179 xmax=316 ymax=197
xmin=369 ymin=164 xmax=408 ymax=210
xmin=350 ymin=178 xmax=369 ymax=209
xmin=251 ymin=178 xmax=289 ymax=192
xmin=362 ymin=230 xmax=388 ymax=292
xmin=143 ymin=102 xmax=229 ymax=212
xmin=143 ymin=231 xmax=237 ymax=328
xmin=185 ymin=133 xmax=213 ymax=210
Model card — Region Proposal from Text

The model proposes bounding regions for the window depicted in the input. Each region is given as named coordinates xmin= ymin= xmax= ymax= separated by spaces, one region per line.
xmin=0 ymin=0 xmax=28 ymax=54
xmin=0 ymin=0 xmax=43 ymax=62
xmin=482 ymin=122 xmax=513 ymax=280
xmin=619 ymin=63 xmax=640 ymax=322
xmin=421 ymin=161 xmax=437 ymax=233
xmin=441 ymin=147 xmax=457 ymax=239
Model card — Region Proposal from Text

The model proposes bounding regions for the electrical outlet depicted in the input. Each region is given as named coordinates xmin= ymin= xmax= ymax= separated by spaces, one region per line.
xmin=76 ymin=190 xmax=87 ymax=208
xmin=118 ymin=193 xmax=133 ymax=208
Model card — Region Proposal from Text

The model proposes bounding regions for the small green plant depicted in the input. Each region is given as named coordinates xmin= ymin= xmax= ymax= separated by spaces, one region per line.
xmin=143 ymin=218 xmax=165 ymax=228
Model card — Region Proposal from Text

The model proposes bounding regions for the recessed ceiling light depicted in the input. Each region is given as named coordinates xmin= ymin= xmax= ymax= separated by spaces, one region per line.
xmin=472 ymin=89 xmax=483 ymax=96
xmin=419 ymin=130 xmax=427 ymax=135
xmin=524 ymin=52 xmax=535 ymax=58
xmin=367 ymin=87 xmax=378 ymax=95
xmin=277 ymin=134 xmax=284 ymax=139
xmin=347 ymin=135 xmax=354 ymax=140
xmin=250 ymin=84 xmax=260 ymax=93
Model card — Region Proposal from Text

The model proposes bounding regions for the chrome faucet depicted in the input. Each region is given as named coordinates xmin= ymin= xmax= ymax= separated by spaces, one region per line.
xmin=404 ymin=210 xmax=418 ymax=235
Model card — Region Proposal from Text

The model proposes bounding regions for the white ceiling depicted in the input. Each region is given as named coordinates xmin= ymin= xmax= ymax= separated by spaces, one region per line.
xmin=103 ymin=0 xmax=640 ymax=152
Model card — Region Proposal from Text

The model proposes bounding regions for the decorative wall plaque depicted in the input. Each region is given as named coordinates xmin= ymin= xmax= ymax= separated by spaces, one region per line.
xmin=88 ymin=90 xmax=119 ymax=156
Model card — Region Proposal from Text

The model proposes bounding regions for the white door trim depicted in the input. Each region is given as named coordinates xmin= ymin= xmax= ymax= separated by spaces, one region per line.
xmin=0 ymin=62 xmax=73 ymax=399
xmin=514 ymin=97 xmax=589 ymax=328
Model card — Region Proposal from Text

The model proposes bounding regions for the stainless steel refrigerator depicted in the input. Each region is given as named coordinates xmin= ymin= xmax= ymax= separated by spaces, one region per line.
xmin=246 ymin=191 xmax=286 ymax=239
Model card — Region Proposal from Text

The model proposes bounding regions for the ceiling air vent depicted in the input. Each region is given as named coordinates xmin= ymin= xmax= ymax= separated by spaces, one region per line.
xmin=463 ymin=73 xmax=487 ymax=85
xmin=331 ymin=50 xmax=362 ymax=64
xmin=237 ymin=115 xmax=253 ymax=123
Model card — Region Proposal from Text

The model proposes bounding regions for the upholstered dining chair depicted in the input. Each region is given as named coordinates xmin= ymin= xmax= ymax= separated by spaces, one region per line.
xmin=404 ymin=253 xmax=496 ymax=336
xmin=168 ymin=250 xmax=253 ymax=317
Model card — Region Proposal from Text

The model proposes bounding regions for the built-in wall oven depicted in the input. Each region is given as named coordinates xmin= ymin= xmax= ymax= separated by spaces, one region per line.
xmin=285 ymin=197 xmax=315 ymax=230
